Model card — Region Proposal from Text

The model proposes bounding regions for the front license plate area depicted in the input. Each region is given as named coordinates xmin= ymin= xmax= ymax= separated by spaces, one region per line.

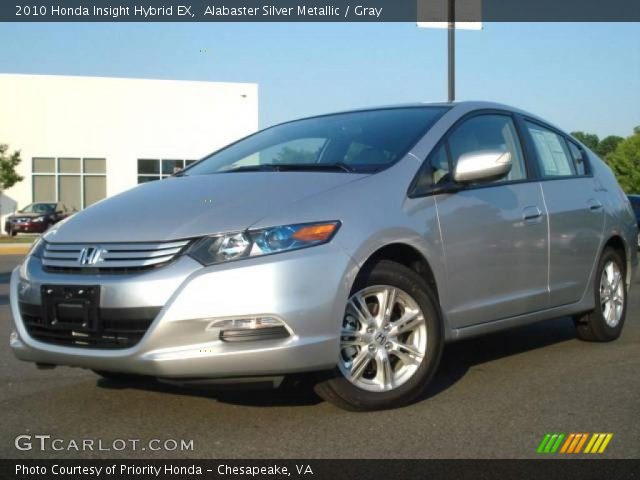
xmin=41 ymin=285 xmax=100 ymax=332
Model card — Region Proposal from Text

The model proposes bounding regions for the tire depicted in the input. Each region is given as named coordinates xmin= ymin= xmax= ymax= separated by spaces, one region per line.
xmin=9 ymin=227 xmax=16 ymax=237
xmin=92 ymin=370 xmax=147 ymax=382
xmin=574 ymin=248 xmax=627 ymax=342
xmin=314 ymin=260 xmax=443 ymax=411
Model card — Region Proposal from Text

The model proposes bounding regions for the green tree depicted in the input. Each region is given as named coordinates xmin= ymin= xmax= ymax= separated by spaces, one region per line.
xmin=571 ymin=131 xmax=599 ymax=151
xmin=597 ymin=135 xmax=624 ymax=159
xmin=606 ymin=131 xmax=640 ymax=193
xmin=0 ymin=144 xmax=24 ymax=191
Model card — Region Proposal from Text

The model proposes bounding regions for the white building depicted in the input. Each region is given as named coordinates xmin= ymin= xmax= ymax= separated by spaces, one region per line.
xmin=0 ymin=74 xmax=258 ymax=228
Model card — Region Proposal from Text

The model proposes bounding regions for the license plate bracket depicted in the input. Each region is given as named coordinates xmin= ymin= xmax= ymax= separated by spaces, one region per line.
xmin=41 ymin=285 xmax=100 ymax=332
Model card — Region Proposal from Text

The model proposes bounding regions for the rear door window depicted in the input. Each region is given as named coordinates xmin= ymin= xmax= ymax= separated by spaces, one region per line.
xmin=567 ymin=141 xmax=588 ymax=176
xmin=525 ymin=121 xmax=577 ymax=178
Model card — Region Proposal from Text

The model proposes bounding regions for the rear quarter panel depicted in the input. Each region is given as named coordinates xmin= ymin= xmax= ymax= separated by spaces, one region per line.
xmin=588 ymin=151 xmax=638 ymax=286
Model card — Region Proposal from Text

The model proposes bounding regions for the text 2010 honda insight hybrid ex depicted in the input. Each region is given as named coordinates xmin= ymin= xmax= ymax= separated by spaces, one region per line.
xmin=10 ymin=102 xmax=637 ymax=410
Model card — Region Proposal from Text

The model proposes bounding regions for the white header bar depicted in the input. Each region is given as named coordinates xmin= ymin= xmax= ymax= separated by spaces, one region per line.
xmin=417 ymin=22 xmax=482 ymax=30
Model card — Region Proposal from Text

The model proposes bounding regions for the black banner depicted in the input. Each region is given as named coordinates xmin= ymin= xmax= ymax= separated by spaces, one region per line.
xmin=2 ymin=0 xmax=640 ymax=22
xmin=2 ymin=459 xmax=640 ymax=480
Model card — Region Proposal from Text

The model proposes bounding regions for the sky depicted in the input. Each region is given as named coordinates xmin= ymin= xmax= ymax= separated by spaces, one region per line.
xmin=0 ymin=22 xmax=638 ymax=137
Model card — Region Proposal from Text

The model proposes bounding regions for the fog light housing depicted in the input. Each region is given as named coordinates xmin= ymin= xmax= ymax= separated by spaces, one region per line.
xmin=208 ymin=316 xmax=291 ymax=343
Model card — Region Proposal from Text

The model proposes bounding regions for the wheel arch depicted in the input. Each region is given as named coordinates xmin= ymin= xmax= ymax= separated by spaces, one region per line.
xmin=602 ymin=234 xmax=631 ymax=287
xmin=357 ymin=242 xmax=441 ymax=303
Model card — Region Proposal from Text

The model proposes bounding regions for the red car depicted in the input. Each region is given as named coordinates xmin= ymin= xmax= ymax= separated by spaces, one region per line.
xmin=4 ymin=202 xmax=72 ymax=236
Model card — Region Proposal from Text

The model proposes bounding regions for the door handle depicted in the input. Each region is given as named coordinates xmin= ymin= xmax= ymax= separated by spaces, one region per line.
xmin=588 ymin=199 xmax=603 ymax=212
xmin=522 ymin=206 xmax=543 ymax=222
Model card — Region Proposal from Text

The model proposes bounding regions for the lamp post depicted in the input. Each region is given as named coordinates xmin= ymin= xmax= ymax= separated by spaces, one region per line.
xmin=447 ymin=0 xmax=455 ymax=102
xmin=417 ymin=0 xmax=482 ymax=103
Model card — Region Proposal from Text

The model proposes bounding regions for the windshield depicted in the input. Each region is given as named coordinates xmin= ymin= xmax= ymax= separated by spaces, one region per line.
xmin=20 ymin=203 xmax=56 ymax=214
xmin=184 ymin=107 xmax=448 ymax=175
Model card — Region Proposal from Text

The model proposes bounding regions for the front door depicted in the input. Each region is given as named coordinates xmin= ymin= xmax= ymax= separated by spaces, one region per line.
xmin=432 ymin=113 xmax=549 ymax=328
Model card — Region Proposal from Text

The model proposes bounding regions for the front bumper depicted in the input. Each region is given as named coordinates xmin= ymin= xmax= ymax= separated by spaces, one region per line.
xmin=5 ymin=220 xmax=47 ymax=233
xmin=10 ymin=244 xmax=357 ymax=378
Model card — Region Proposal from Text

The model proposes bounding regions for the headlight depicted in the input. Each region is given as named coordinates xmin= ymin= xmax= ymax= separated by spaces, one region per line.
xmin=187 ymin=221 xmax=340 ymax=266
xmin=32 ymin=216 xmax=46 ymax=223
xmin=27 ymin=238 xmax=46 ymax=258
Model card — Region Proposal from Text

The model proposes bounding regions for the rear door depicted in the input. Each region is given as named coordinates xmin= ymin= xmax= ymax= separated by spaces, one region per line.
xmin=422 ymin=112 xmax=549 ymax=328
xmin=521 ymin=120 xmax=604 ymax=306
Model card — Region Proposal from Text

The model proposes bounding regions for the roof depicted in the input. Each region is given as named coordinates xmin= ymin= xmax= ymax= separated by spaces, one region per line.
xmin=272 ymin=100 xmax=552 ymax=129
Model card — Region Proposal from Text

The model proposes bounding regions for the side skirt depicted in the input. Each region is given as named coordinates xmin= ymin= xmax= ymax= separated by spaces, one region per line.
xmin=449 ymin=296 xmax=595 ymax=342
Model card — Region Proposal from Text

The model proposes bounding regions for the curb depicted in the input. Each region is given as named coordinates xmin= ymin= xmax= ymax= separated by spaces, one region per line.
xmin=0 ymin=245 xmax=31 ymax=255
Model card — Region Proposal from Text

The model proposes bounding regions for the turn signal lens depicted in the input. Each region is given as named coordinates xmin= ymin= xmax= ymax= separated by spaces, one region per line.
xmin=291 ymin=223 xmax=338 ymax=242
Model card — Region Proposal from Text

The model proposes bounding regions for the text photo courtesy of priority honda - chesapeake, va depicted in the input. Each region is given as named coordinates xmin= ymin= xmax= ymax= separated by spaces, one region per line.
xmin=0 ymin=1 xmax=638 ymax=479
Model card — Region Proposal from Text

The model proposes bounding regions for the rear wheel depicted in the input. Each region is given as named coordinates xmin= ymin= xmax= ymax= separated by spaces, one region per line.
xmin=315 ymin=260 xmax=443 ymax=411
xmin=574 ymin=248 xmax=627 ymax=342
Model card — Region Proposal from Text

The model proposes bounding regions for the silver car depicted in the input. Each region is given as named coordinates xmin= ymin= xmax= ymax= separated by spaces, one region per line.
xmin=9 ymin=102 xmax=637 ymax=410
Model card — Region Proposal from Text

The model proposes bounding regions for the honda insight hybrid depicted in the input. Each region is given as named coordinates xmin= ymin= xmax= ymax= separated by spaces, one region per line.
xmin=9 ymin=102 xmax=637 ymax=410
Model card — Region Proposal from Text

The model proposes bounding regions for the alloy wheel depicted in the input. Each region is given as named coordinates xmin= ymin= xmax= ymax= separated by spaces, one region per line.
xmin=339 ymin=285 xmax=427 ymax=392
xmin=600 ymin=260 xmax=624 ymax=327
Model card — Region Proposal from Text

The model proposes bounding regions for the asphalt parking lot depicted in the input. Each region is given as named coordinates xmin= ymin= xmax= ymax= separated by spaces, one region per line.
xmin=0 ymin=255 xmax=638 ymax=459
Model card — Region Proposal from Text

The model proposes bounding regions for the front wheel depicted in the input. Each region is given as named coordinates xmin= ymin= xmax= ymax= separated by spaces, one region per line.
xmin=314 ymin=260 xmax=443 ymax=411
xmin=574 ymin=248 xmax=627 ymax=342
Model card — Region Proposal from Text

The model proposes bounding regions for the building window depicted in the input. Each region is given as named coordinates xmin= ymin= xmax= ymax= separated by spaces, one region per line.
xmin=137 ymin=159 xmax=197 ymax=183
xmin=32 ymin=157 xmax=107 ymax=211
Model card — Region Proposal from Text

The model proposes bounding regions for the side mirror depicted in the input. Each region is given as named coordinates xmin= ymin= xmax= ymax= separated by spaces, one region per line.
xmin=453 ymin=150 xmax=512 ymax=184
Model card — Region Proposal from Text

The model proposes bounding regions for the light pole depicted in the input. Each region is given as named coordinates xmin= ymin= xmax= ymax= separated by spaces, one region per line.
xmin=447 ymin=0 xmax=455 ymax=102
xmin=417 ymin=1 xmax=482 ymax=103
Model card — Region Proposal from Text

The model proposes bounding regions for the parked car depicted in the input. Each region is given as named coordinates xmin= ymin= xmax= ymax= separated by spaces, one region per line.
xmin=4 ymin=202 xmax=72 ymax=236
xmin=627 ymin=194 xmax=640 ymax=248
xmin=9 ymin=102 xmax=638 ymax=410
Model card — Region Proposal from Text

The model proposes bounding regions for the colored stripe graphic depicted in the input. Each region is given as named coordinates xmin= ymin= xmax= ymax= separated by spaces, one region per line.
xmin=537 ymin=434 xmax=552 ymax=453
xmin=567 ymin=433 xmax=583 ymax=453
xmin=574 ymin=433 xmax=589 ymax=453
xmin=598 ymin=434 xmax=614 ymax=453
xmin=539 ymin=433 xmax=614 ymax=454
xmin=560 ymin=433 xmax=575 ymax=453
xmin=550 ymin=434 xmax=565 ymax=453
xmin=537 ymin=433 xmax=565 ymax=454
xmin=585 ymin=433 xmax=613 ymax=454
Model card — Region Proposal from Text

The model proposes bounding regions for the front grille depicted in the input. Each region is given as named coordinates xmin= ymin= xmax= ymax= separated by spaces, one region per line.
xmin=42 ymin=239 xmax=191 ymax=273
xmin=20 ymin=302 xmax=161 ymax=349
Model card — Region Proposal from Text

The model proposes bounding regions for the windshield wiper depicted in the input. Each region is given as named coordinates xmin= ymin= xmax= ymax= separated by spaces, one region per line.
xmin=220 ymin=164 xmax=283 ymax=173
xmin=221 ymin=163 xmax=355 ymax=173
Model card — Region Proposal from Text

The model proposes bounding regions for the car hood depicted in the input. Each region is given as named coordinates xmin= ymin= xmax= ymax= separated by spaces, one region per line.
xmin=44 ymin=172 xmax=367 ymax=243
